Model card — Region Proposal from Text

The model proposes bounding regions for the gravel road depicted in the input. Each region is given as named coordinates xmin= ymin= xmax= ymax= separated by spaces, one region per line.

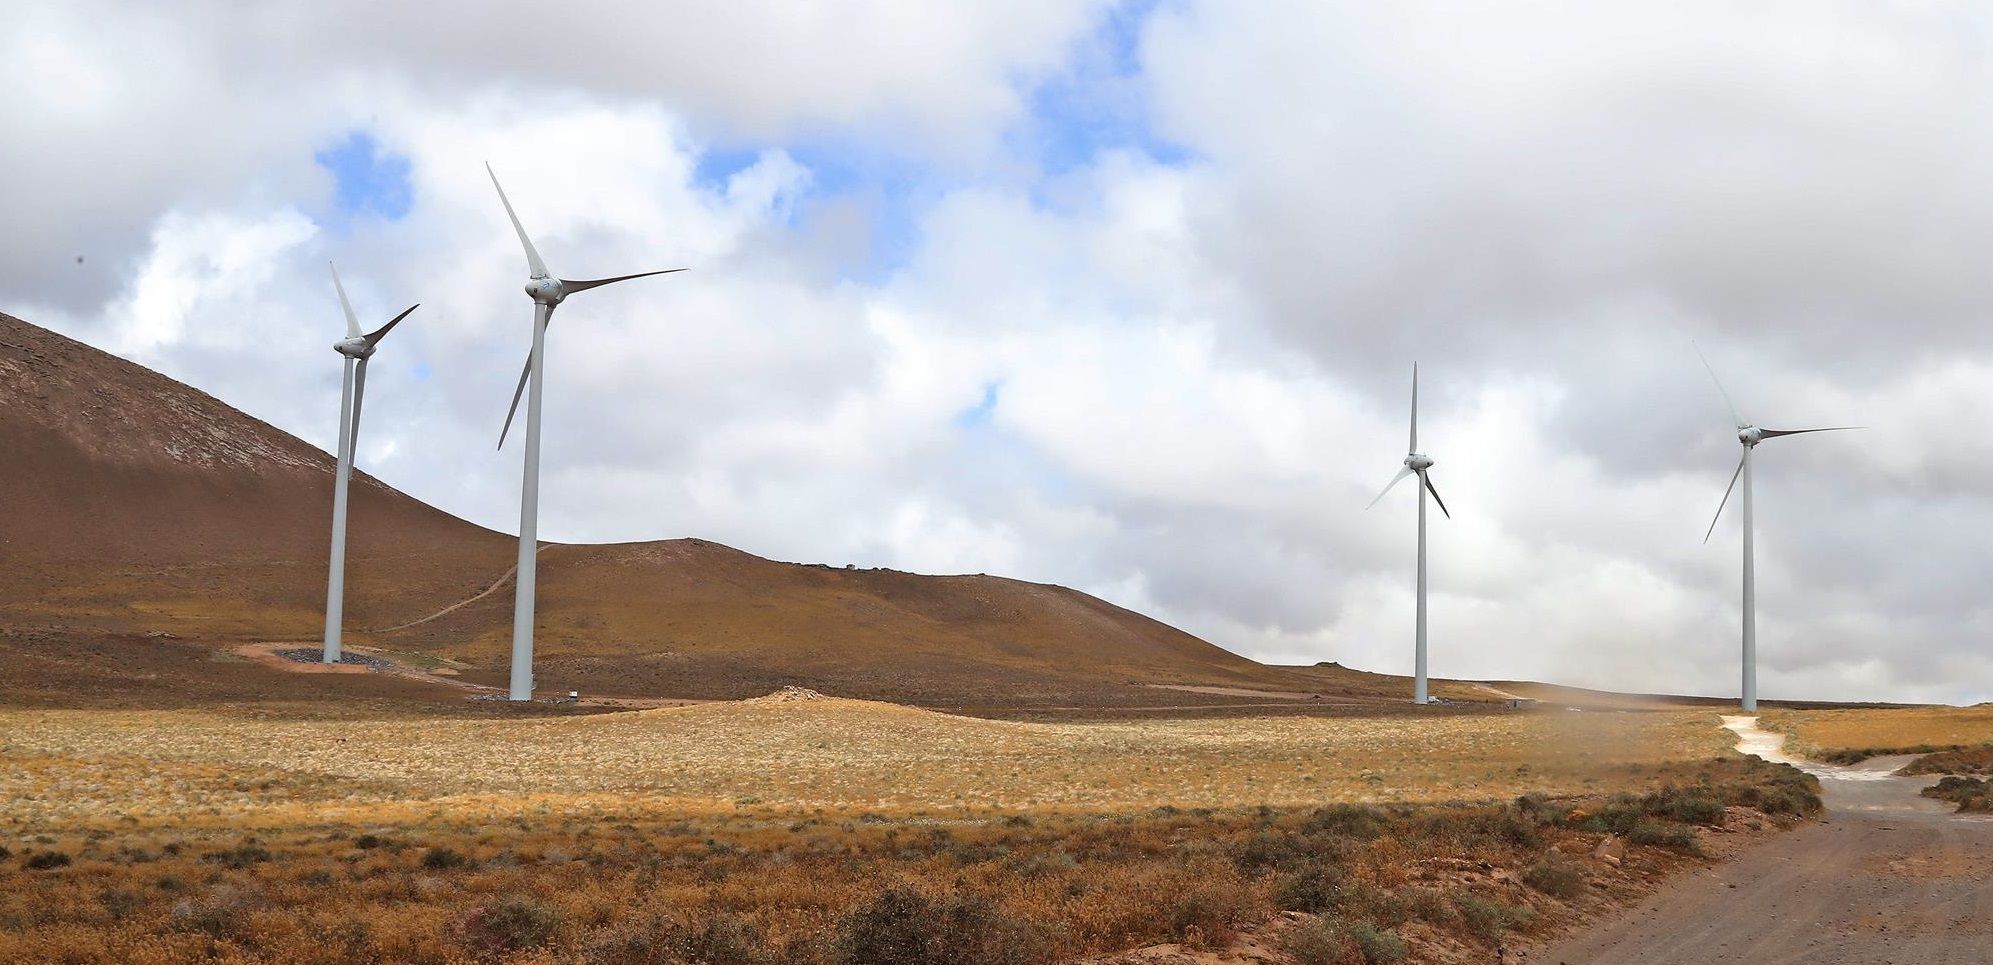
xmin=1533 ymin=716 xmax=1993 ymax=964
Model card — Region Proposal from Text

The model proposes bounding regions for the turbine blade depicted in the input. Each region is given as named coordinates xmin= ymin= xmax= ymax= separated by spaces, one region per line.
xmin=487 ymin=162 xmax=550 ymax=279
xmin=1759 ymin=426 xmax=1863 ymax=440
xmin=1692 ymin=340 xmax=1746 ymax=429
xmin=349 ymin=359 xmax=368 ymax=465
xmin=330 ymin=262 xmax=360 ymax=338
xmin=497 ymin=355 xmax=532 ymax=450
xmin=559 ymin=267 xmax=687 ymax=295
xmin=1420 ymin=470 xmax=1451 ymax=519
xmin=1408 ymin=363 xmax=1419 ymax=453
xmin=1366 ymin=466 xmax=1414 ymax=509
xmin=363 ymin=304 xmax=418 ymax=348
xmin=1703 ymin=453 xmax=1746 ymax=544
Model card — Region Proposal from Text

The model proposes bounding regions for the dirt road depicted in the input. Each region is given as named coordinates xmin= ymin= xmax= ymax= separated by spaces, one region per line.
xmin=1534 ymin=716 xmax=1993 ymax=964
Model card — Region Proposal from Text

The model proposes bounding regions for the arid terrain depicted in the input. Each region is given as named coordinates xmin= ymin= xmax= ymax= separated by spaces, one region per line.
xmin=3 ymin=691 xmax=1826 ymax=964
xmin=9 ymin=309 xmax=1993 ymax=963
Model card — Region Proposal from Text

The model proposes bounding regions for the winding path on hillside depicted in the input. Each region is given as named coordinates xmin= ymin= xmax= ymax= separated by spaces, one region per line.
xmin=1534 ymin=716 xmax=1993 ymax=964
xmin=371 ymin=544 xmax=568 ymax=633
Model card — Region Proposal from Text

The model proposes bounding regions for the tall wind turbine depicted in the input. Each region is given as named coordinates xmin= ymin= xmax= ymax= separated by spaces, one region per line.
xmin=1696 ymin=345 xmax=1856 ymax=711
xmin=322 ymin=264 xmax=417 ymax=663
xmin=1366 ymin=364 xmax=1451 ymax=704
xmin=487 ymin=163 xmax=685 ymax=701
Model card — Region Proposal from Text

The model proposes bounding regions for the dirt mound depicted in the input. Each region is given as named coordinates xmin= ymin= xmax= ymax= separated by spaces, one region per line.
xmin=750 ymin=686 xmax=829 ymax=703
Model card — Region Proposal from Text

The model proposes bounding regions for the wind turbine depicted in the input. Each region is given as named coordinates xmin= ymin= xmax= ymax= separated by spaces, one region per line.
xmin=322 ymin=264 xmax=417 ymax=663
xmin=1366 ymin=364 xmax=1451 ymax=704
xmin=487 ymin=163 xmax=685 ymax=701
xmin=1696 ymin=345 xmax=1857 ymax=711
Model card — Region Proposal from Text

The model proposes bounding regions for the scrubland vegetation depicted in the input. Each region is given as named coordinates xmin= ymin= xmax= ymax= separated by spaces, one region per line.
xmin=0 ymin=697 xmax=1828 ymax=962
xmin=1920 ymin=776 xmax=1992 ymax=814
xmin=0 ymin=758 xmax=1817 ymax=964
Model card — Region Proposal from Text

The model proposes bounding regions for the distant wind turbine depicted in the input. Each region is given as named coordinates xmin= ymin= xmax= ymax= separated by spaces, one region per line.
xmin=1365 ymin=364 xmax=1451 ymax=704
xmin=1695 ymin=344 xmax=1858 ymax=711
xmin=322 ymin=263 xmax=417 ymax=664
xmin=487 ymin=163 xmax=686 ymax=701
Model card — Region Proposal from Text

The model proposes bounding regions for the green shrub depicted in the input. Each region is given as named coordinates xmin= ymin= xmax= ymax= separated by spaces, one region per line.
xmin=1453 ymin=892 xmax=1532 ymax=940
xmin=1522 ymin=857 xmax=1585 ymax=898
xmin=23 ymin=850 xmax=72 ymax=870
xmin=1280 ymin=916 xmax=1353 ymax=965
xmin=1303 ymin=804 xmax=1388 ymax=840
xmin=1349 ymin=921 xmax=1407 ymax=963
xmin=1274 ymin=863 xmax=1348 ymax=913
xmin=1626 ymin=820 xmax=1699 ymax=851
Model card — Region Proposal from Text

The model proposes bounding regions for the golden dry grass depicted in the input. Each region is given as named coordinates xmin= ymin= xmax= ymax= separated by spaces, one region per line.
xmin=0 ymin=697 xmax=1810 ymax=964
xmin=0 ymin=699 xmax=1733 ymax=833
xmin=1757 ymin=706 xmax=1993 ymax=762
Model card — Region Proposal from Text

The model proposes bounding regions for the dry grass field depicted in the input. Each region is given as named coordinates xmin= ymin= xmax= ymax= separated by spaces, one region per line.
xmin=0 ymin=694 xmax=1825 ymax=963
xmin=0 ymin=696 xmax=1735 ymax=830
xmin=1757 ymin=705 xmax=1993 ymax=763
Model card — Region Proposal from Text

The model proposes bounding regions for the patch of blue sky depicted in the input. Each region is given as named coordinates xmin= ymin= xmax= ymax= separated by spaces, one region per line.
xmin=1016 ymin=0 xmax=1192 ymax=178
xmin=953 ymin=381 xmax=1003 ymax=430
xmin=696 ymin=138 xmax=934 ymax=283
xmin=314 ymin=132 xmax=413 ymax=225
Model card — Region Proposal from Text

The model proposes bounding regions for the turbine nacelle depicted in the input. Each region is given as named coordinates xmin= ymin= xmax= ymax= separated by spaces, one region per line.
xmin=525 ymin=276 xmax=565 ymax=306
xmin=333 ymin=336 xmax=376 ymax=360
xmin=1405 ymin=452 xmax=1434 ymax=471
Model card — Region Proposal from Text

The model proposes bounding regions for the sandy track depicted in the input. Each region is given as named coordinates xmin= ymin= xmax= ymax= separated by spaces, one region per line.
xmin=371 ymin=544 xmax=567 ymax=632
xmin=1534 ymin=717 xmax=1993 ymax=964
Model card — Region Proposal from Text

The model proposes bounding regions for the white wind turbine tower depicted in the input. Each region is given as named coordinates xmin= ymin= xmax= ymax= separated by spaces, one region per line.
xmin=1366 ymin=364 xmax=1451 ymax=704
xmin=487 ymin=163 xmax=686 ymax=701
xmin=322 ymin=264 xmax=418 ymax=663
xmin=1696 ymin=345 xmax=1857 ymax=711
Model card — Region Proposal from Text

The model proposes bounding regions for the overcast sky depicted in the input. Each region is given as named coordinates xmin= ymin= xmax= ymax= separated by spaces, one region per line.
xmin=8 ymin=1 xmax=1991 ymax=704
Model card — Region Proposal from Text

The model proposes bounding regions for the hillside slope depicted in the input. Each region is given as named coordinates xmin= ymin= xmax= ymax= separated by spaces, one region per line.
xmin=0 ymin=312 xmax=1423 ymax=708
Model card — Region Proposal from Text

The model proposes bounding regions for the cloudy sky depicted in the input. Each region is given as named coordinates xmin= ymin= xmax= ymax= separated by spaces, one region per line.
xmin=9 ymin=1 xmax=1991 ymax=704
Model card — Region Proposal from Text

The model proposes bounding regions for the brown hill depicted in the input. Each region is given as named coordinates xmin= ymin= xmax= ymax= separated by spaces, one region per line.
xmin=0 ymin=311 xmax=1460 ymax=711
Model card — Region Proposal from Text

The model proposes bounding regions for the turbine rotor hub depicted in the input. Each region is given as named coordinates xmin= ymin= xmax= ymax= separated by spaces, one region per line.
xmin=1405 ymin=452 xmax=1433 ymax=471
xmin=1738 ymin=426 xmax=1763 ymax=447
xmin=525 ymin=276 xmax=565 ymax=305
xmin=332 ymin=337 xmax=374 ymax=360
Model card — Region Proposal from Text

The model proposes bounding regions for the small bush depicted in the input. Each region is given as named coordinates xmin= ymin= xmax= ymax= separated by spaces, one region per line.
xmin=203 ymin=843 xmax=272 ymax=869
xmin=168 ymin=887 xmax=255 ymax=940
xmin=1164 ymin=882 xmax=1260 ymax=949
xmin=1522 ymin=857 xmax=1585 ymax=898
xmin=834 ymin=886 xmax=1045 ymax=965
xmin=23 ymin=850 xmax=72 ymax=870
xmin=1453 ymin=892 xmax=1532 ymax=940
xmin=1349 ymin=921 xmax=1408 ymax=963
xmin=353 ymin=834 xmax=389 ymax=849
xmin=1626 ymin=820 xmax=1699 ymax=851
xmin=1281 ymin=916 xmax=1354 ymax=965
xmin=458 ymin=897 xmax=563 ymax=955
xmin=421 ymin=846 xmax=471 ymax=870
xmin=1304 ymin=804 xmax=1388 ymax=840
xmin=1922 ymin=776 xmax=1993 ymax=813
xmin=1274 ymin=863 xmax=1348 ymax=913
